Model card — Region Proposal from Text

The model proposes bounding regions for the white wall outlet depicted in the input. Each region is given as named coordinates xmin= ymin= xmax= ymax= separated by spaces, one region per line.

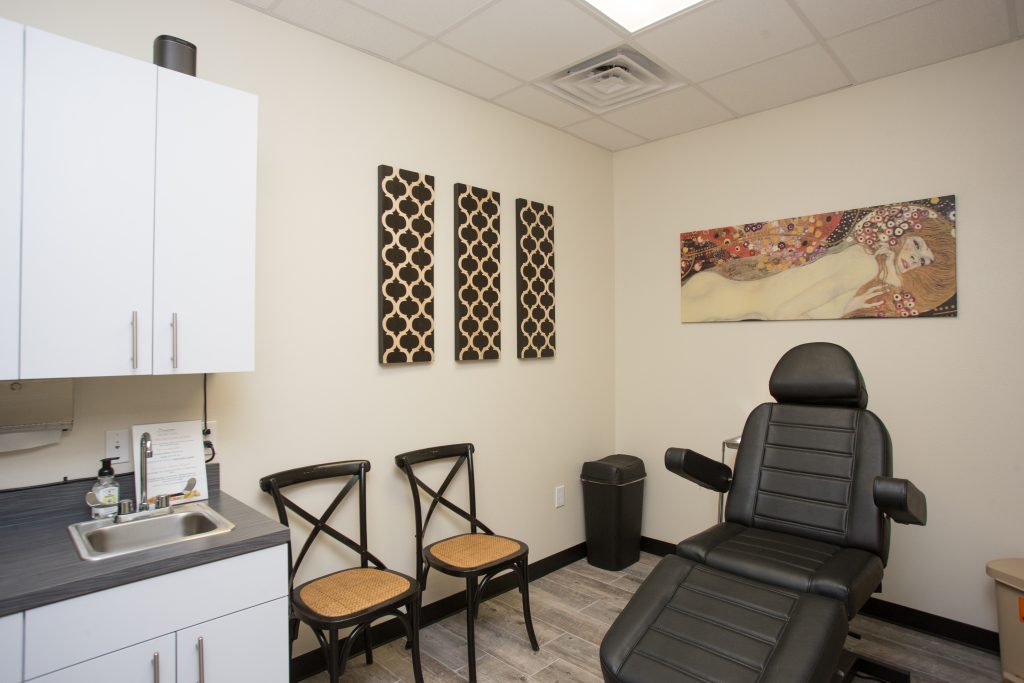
xmin=554 ymin=484 xmax=565 ymax=508
xmin=105 ymin=429 xmax=131 ymax=466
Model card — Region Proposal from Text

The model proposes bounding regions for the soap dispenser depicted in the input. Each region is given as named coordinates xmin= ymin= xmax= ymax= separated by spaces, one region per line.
xmin=90 ymin=458 xmax=119 ymax=519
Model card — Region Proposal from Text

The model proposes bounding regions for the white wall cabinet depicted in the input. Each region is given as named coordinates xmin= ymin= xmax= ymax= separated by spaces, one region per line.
xmin=153 ymin=69 xmax=257 ymax=375
xmin=0 ymin=18 xmax=24 ymax=381
xmin=4 ymin=24 xmax=256 ymax=381
xmin=0 ymin=612 xmax=23 ymax=683
xmin=20 ymin=27 xmax=157 ymax=379
xmin=23 ymin=545 xmax=288 ymax=682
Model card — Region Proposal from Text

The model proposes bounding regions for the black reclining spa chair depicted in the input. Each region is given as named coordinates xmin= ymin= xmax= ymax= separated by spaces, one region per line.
xmin=601 ymin=342 xmax=927 ymax=683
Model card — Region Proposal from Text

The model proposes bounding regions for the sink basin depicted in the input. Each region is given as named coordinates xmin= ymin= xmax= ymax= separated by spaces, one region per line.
xmin=69 ymin=502 xmax=235 ymax=561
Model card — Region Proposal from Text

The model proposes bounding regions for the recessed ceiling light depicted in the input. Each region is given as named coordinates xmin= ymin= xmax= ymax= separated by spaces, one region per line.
xmin=582 ymin=0 xmax=709 ymax=32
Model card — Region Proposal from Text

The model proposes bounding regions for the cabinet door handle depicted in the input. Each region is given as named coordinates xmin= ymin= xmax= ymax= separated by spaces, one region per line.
xmin=131 ymin=311 xmax=139 ymax=370
xmin=171 ymin=313 xmax=178 ymax=369
xmin=198 ymin=636 xmax=206 ymax=683
xmin=152 ymin=651 xmax=160 ymax=683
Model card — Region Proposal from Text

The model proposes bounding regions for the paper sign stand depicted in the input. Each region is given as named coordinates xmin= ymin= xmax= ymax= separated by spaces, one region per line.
xmin=131 ymin=420 xmax=209 ymax=507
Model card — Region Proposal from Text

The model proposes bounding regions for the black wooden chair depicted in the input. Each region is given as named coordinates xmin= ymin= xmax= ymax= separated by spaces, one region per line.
xmin=394 ymin=443 xmax=539 ymax=683
xmin=259 ymin=460 xmax=424 ymax=683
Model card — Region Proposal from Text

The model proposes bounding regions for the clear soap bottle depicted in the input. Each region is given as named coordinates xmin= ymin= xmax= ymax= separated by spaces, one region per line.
xmin=90 ymin=457 xmax=119 ymax=519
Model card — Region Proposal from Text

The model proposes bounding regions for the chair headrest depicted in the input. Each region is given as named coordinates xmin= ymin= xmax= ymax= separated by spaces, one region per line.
xmin=769 ymin=342 xmax=868 ymax=408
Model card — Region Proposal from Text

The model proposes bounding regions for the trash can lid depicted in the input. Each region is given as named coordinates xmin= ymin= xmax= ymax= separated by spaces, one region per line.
xmin=987 ymin=558 xmax=1024 ymax=592
xmin=581 ymin=454 xmax=646 ymax=484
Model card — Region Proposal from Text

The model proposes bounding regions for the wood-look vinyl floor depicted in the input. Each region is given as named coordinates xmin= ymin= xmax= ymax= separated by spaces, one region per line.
xmin=303 ymin=552 xmax=1002 ymax=683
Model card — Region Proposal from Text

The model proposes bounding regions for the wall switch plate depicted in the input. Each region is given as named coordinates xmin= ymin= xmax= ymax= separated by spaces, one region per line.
xmin=105 ymin=429 xmax=131 ymax=466
xmin=554 ymin=484 xmax=565 ymax=508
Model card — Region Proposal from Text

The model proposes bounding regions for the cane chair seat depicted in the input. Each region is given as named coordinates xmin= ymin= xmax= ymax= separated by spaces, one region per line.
xmin=259 ymin=460 xmax=424 ymax=683
xmin=395 ymin=443 xmax=540 ymax=683
xmin=296 ymin=568 xmax=416 ymax=620
xmin=427 ymin=534 xmax=524 ymax=571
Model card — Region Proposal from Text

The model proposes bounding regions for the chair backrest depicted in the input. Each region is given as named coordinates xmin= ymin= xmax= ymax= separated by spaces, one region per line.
xmin=259 ymin=460 xmax=386 ymax=591
xmin=394 ymin=443 xmax=494 ymax=585
xmin=725 ymin=343 xmax=894 ymax=562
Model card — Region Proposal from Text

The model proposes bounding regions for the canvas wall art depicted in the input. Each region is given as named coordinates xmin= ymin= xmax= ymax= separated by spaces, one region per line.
xmin=516 ymin=199 xmax=556 ymax=359
xmin=378 ymin=165 xmax=435 ymax=364
xmin=679 ymin=195 xmax=957 ymax=322
xmin=454 ymin=184 xmax=501 ymax=361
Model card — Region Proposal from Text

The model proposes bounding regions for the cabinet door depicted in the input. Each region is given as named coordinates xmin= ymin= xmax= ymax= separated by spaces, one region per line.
xmin=0 ymin=18 xmax=23 ymax=381
xmin=0 ymin=612 xmax=22 ymax=683
xmin=153 ymin=68 xmax=257 ymax=375
xmin=20 ymin=28 xmax=156 ymax=379
xmin=32 ymin=633 xmax=174 ymax=683
xmin=176 ymin=597 xmax=288 ymax=683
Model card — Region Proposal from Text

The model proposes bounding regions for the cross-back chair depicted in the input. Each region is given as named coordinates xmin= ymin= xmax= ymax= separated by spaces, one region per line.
xmin=259 ymin=460 xmax=423 ymax=683
xmin=394 ymin=443 xmax=539 ymax=683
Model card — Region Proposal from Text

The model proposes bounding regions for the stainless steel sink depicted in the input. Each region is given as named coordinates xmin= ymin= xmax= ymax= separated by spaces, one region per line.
xmin=68 ymin=502 xmax=235 ymax=561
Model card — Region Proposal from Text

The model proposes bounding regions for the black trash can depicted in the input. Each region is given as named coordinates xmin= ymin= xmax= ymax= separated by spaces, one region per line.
xmin=581 ymin=454 xmax=646 ymax=570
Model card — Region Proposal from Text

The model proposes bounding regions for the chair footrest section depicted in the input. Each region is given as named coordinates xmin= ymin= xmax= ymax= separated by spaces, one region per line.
xmin=600 ymin=555 xmax=848 ymax=683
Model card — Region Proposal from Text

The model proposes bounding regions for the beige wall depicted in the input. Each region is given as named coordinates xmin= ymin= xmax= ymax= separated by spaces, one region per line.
xmin=0 ymin=0 xmax=616 ymax=647
xmin=613 ymin=38 xmax=1024 ymax=631
xmin=3 ymin=0 xmax=1020 ymax=641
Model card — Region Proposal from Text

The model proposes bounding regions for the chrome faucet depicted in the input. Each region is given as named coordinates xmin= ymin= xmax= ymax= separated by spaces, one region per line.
xmin=138 ymin=431 xmax=153 ymax=511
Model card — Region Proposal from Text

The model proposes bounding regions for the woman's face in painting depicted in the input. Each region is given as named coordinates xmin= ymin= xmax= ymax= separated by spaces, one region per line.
xmin=896 ymin=235 xmax=934 ymax=274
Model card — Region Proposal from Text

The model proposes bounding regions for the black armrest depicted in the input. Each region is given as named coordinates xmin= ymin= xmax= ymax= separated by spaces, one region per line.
xmin=873 ymin=476 xmax=927 ymax=525
xmin=665 ymin=447 xmax=732 ymax=493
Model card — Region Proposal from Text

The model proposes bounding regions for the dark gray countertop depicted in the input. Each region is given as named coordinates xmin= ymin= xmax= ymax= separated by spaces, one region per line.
xmin=0 ymin=464 xmax=289 ymax=617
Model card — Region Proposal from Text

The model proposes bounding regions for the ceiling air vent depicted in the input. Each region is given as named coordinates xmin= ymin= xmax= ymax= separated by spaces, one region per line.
xmin=540 ymin=49 xmax=682 ymax=114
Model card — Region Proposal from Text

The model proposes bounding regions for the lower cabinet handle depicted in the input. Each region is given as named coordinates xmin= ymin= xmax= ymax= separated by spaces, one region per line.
xmin=152 ymin=651 xmax=160 ymax=683
xmin=131 ymin=311 xmax=139 ymax=370
xmin=171 ymin=312 xmax=178 ymax=369
xmin=198 ymin=636 xmax=206 ymax=683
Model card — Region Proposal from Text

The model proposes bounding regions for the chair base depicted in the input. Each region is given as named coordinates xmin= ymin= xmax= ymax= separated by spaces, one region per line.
xmin=834 ymin=650 xmax=910 ymax=683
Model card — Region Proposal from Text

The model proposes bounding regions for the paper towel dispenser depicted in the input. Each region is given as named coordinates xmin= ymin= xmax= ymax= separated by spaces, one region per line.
xmin=0 ymin=379 xmax=73 ymax=452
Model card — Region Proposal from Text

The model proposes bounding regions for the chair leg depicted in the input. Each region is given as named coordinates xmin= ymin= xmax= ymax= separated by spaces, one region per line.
xmin=328 ymin=628 xmax=340 ymax=683
xmin=465 ymin=576 xmax=478 ymax=683
xmin=363 ymin=623 xmax=374 ymax=665
xmin=410 ymin=596 xmax=424 ymax=683
xmin=516 ymin=559 xmax=540 ymax=651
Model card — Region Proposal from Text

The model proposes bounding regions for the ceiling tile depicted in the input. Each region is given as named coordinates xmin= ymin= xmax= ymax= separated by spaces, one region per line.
xmin=493 ymin=85 xmax=592 ymax=128
xmin=790 ymin=0 xmax=936 ymax=38
xmin=439 ymin=0 xmax=623 ymax=80
xmin=632 ymin=0 xmax=816 ymax=82
xmin=829 ymin=0 xmax=1013 ymax=82
xmin=274 ymin=0 xmax=426 ymax=62
xmin=602 ymin=86 xmax=734 ymax=139
xmin=233 ymin=0 xmax=277 ymax=10
xmin=400 ymin=43 xmax=521 ymax=99
xmin=346 ymin=0 xmax=494 ymax=37
xmin=564 ymin=118 xmax=647 ymax=151
xmin=701 ymin=44 xmax=849 ymax=115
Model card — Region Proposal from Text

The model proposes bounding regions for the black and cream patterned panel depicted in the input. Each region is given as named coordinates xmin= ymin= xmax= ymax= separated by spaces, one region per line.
xmin=454 ymin=184 xmax=501 ymax=361
xmin=378 ymin=165 xmax=435 ymax=364
xmin=515 ymin=199 xmax=555 ymax=359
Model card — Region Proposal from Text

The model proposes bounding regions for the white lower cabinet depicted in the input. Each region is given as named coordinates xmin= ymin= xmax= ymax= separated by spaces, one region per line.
xmin=31 ymin=634 xmax=174 ymax=683
xmin=176 ymin=598 xmax=288 ymax=682
xmin=0 ymin=612 xmax=23 ymax=683
xmin=22 ymin=545 xmax=288 ymax=682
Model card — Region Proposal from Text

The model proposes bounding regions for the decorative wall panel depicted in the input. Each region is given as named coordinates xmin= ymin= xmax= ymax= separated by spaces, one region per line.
xmin=679 ymin=195 xmax=957 ymax=322
xmin=515 ymin=199 xmax=555 ymax=359
xmin=378 ymin=165 xmax=435 ymax=364
xmin=454 ymin=184 xmax=501 ymax=361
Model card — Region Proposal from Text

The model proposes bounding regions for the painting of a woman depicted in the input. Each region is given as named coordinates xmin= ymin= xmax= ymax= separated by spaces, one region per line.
xmin=679 ymin=196 xmax=957 ymax=322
